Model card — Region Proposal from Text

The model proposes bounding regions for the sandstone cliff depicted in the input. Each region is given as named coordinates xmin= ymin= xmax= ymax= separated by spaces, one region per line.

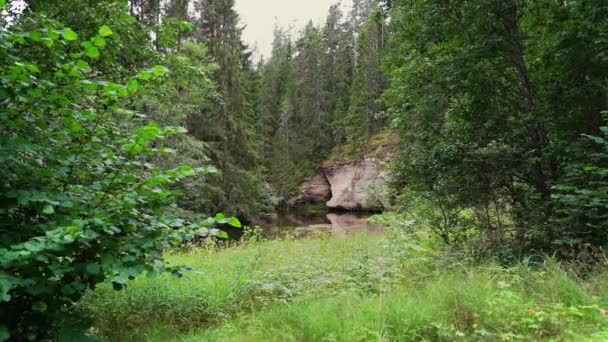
xmin=289 ymin=158 xmax=387 ymax=211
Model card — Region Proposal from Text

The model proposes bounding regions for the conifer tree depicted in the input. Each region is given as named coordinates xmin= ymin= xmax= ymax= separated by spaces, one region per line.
xmin=342 ymin=0 xmax=387 ymax=156
xmin=187 ymin=0 xmax=269 ymax=216
xmin=321 ymin=4 xmax=355 ymax=145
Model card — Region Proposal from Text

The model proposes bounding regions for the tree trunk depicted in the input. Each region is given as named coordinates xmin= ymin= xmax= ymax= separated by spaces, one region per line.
xmin=497 ymin=2 xmax=551 ymax=199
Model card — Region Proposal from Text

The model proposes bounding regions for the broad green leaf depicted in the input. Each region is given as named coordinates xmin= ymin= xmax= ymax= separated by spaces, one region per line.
xmin=26 ymin=64 xmax=40 ymax=73
xmin=80 ymin=79 xmax=98 ymax=90
xmin=214 ymin=213 xmax=225 ymax=221
xmin=195 ymin=227 xmax=210 ymax=236
xmin=0 ymin=0 xmax=6 ymax=8
xmin=138 ymin=71 xmax=152 ymax=81
xmin=151 ymin=65 xmax=169 ymax=76
xmin=62 ymin=28 xmax=78 ymax=41
xmin=42 ymin=37 xmax=54 ymax=48
xmin=138 ymin=123 xmax=161 ymax=139
xmin=85 ymin=46 xmax=100 ymax=58
xmin=170 ymin=234 xmax=182 ymax=244
xmin=14 ymin=35 xmax=25 ymax=44
xmin=91 ymin=36 xmax=106 ymax=47
xmin=68 ymin=120 xmax=84 ymax=134
xmin=99 ymin=25 xmax=113 ymax=37
xmin=127 ymin=79 xmax=139 ymax=90
xmin=76 ymin=60 xmax=90 ymax=70
xmin=228 ymin=217 xmax=242 ymax=228
xmin=29 ymin=31 xmax=42 ymax=42
xmin=177 ymin=165 xmax=195 ymax=176
xmin=48 ymin=30 xmax=60 ymax=40
xmin=43 ymin=205 xmax=55 ymax=215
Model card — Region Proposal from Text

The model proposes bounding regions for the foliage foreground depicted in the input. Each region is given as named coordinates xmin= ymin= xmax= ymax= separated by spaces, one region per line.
xmin=79 ymin=220 xmax=608 ymax=341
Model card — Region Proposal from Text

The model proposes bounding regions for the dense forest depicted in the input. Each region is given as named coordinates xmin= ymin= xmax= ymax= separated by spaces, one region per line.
xmin=1 ymin=0 xmax=608 ymax=340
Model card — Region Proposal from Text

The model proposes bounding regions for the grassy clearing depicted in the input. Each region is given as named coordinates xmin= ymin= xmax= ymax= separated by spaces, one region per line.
xmin=79 ymin=233 xmax=392 ymax=340
xmin=78 ymin=223 xmax=608 ymax=341
xmin=184 ymin=265 xmax=608 ymax=341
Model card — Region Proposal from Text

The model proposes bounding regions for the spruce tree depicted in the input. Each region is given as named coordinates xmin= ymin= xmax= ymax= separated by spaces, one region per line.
xmin=188 ymin=0 xmax=269 ymax=216
xmin=321 ymin=4 xmax=355 ymax=146
xmin=343 ymin=0 xmax=387 ymax=156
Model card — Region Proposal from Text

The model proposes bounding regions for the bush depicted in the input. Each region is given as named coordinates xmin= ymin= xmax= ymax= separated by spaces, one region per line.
xmin=0 ymin=14 xmax=232 ymax=340
xmin=553 ymin=113 xmax=608 ymax=250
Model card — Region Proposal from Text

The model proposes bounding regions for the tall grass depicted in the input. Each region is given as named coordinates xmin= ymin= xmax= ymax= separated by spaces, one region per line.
xmin=79 ymin=234 xmax=392 ymax=339
xmin=78 ymin=223 xmax=608 ymax=341
xmin=186 ymin=265 xmax=608 ymax=341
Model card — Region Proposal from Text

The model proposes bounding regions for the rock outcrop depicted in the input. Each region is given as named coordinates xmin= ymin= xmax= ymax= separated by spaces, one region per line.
xmin=289 ymin=158 xmax=386 ymax=211
xmin=325 ymin=158 xmax=386 ymax=210
xmin=288 ymin=173 xmax=332 ymax=205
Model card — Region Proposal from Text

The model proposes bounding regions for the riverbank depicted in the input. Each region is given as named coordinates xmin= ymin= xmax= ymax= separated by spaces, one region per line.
xmin=77 ymin=219 xmax=608 ymax=341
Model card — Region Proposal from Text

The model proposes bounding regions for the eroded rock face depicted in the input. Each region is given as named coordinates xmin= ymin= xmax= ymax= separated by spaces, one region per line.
xmin=288 ymin=158 xmax=386 ymax=211
xmin=288 ymin=172 xmax=332 ymax=205
xmin=325 ymin=158 xmax=386 ymax=210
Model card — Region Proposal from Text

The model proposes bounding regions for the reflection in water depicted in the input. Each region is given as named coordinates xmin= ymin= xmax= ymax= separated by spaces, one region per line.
xmin=250 ymin=211 xmax=382 ymax=237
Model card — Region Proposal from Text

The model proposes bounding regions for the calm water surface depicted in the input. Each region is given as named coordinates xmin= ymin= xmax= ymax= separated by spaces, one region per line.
xmin=250 ymin=210 xmax=383 ymax=237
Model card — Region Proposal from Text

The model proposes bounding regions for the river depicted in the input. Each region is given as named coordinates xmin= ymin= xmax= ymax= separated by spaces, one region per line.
xmin=249 ymin=210 xmax=383 ymax=238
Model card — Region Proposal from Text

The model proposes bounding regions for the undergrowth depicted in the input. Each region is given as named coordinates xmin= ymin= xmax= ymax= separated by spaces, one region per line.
xmin=77 ymin=217 xmax=608 ymax=341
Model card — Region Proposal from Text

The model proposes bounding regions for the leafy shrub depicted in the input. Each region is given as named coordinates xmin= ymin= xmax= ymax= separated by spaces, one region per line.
xmin=0 ymin=14 xmax=235 ymax=340
xmin=553 ymin=113 xmax=608 ymax=250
